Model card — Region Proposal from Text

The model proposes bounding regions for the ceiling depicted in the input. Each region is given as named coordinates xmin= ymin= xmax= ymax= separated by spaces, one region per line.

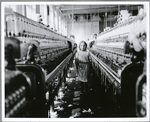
xmin=54 ymin=4 xmax=140 ymax=15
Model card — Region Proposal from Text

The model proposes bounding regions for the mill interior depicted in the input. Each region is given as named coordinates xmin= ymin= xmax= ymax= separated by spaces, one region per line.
xmin=4 ymin=3 xmax=147 ymax=119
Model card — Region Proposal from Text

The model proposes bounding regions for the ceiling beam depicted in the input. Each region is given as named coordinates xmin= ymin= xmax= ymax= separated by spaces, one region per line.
xmin=59 ymin=5 xmax=118 ymax=11
xmin=61 ymin=5 xmax=139 ymax=15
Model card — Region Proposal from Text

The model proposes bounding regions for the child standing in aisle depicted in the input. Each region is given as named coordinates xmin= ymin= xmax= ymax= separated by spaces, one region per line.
xmin=75 ymin=41 xmax=90 ymax=94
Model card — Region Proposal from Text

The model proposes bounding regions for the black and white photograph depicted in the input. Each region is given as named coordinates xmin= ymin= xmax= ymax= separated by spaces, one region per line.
xmin=1 ymin=1 xmax=149 ymax=122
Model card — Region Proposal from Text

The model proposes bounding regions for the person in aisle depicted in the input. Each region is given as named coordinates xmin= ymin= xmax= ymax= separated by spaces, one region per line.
xmin=88 ymin=34 xmax=97 ymax=48
xmin=29 ymin=39 xmax=42 ymax=62
xmin=75 ymin=41 xmax=90 ymax=94
xmin=24 ymin=39 xmax=42 ymax=64
xmin=25 ymin=43 xmax=37 ymax=64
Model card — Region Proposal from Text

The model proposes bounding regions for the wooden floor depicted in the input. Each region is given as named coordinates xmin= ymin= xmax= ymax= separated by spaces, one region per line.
xmin=50 ymin=60 xmax=114 ymax=118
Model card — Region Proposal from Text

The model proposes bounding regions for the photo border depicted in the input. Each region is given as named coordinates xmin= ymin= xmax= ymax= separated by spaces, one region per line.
xmin=1 ymin=1 xmax=150 ymax=122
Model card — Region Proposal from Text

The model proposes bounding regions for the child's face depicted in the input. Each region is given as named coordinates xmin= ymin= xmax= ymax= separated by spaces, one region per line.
xmin=80 ymin=43 xmax=86 ymax=51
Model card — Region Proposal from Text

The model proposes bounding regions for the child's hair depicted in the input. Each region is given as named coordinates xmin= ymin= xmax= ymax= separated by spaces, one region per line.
xmin=28 ymin=43 xmax=37 ymax=52
xmin=79 ymin=41 xmax=87 ymax=50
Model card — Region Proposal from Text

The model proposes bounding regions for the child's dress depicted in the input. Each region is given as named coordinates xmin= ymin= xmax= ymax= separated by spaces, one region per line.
xmin=75 ymin=50 xmax=90 ymax=82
